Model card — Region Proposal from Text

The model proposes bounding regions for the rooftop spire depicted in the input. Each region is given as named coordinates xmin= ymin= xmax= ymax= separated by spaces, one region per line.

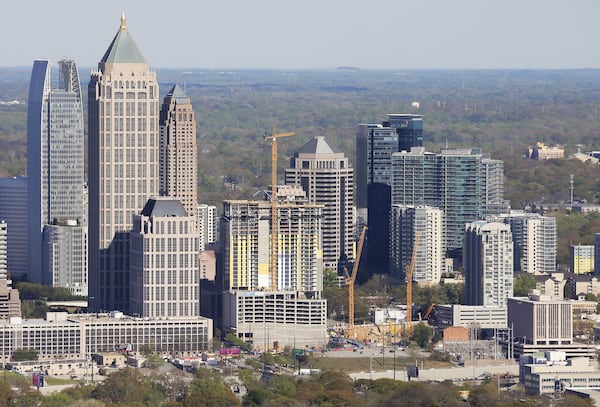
xmin=120 ymin=13 xmax=126 ymax=30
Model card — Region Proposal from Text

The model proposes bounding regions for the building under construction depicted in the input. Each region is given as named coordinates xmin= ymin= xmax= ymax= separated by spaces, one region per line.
xmin=220 ymin=186 xmax=327 ymax=349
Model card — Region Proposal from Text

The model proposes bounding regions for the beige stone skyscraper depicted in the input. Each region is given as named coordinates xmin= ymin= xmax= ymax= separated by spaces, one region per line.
xmin=285 ymin=136 xmax=355 ymax=271
xmin=159 ymin=85 xmax=197 ymax=217
xmin=88 ymin=15 xmax=159 ymax=312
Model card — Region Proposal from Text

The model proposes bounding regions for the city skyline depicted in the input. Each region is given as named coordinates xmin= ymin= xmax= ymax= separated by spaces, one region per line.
xmin=3 ymin=1 xmax=600 ymax=70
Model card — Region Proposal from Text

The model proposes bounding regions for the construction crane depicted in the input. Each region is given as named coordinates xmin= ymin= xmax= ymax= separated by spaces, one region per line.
xmin=405 ymin=233 xmax=420 ymax=336
xmin=264 ymin=129 xmax=294 ymax=291
xmin=348 ymin=226 xmax=367 ymax=338
xmin=423 ymin=303 xmax=436 ymax=321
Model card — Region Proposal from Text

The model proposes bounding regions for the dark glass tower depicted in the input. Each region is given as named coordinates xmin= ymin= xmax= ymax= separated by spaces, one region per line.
xmin=356 ymin=114 xmax=423 ymax=278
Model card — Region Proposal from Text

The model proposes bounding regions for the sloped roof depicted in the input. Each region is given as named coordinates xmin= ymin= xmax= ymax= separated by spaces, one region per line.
xmin=166 ymin=84 xmax=189 ymax=104
xmin=100 ymin=15 xmax=146 ymax=64
xmin=141 ymin=198 xmax=188 ymax=217
xmin=298 ymin=136 xmax=337 ymax=155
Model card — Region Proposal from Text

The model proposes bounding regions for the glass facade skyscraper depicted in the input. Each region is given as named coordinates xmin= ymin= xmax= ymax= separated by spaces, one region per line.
xmin=391 ymin=147 xmax=509 ymax=254
xmin=27 ymin=59 xmax=86 ymax=290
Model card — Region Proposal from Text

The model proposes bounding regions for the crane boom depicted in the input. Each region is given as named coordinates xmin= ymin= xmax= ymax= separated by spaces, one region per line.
xmin=264 ymin=130 xmax=294 ymax=290
xmin=406 ymin=233 xmax=420 ymax=336
xmin=423 ymin=303 xmax=436 ymax=320
xmin=348 ymin=226 xmax=367 ymax=338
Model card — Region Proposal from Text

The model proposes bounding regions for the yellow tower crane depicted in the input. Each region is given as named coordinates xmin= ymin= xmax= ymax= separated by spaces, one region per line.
xmin=405 ymin=233 xmax=420 ymax=336
xmin=264 ymin=129 xmax=294 ymax=291
xmin=348 ymin=226 xmax=367 ymax=339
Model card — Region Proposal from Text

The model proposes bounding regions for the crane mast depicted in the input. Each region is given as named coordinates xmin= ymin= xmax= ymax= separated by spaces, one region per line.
xmin=348 ymin=226 xmax=367 ymax=338
xmin=264 ymin=130 xmax=294 ymax=291
xmin=406 ymin=233 xmax=420 ymax=336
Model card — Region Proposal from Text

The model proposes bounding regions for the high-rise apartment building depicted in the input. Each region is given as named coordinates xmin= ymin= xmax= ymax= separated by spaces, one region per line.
xmin=130 ymin=198 xmax=200 ymax=318
xmin=197 ymin=204 xmax=218 ymax=250
xmin=570 ymin=245 xmax=594 ymax=275
xmin=495 ymin=212 xmax=556 ymax=274
xmin=389 ymin=205 xmax=444 ymax=284
xmin=27 ymin=59 xmax=86 ymax=285
xmin=159 ymin=85 xmax=197 ymax=217
xmin=464 ymin=221 xmax=513 ymax=307
xmin=221 ymin=186 xmax=323 ymax=292
xmin=285 ymin=136 xmax=355 ymax=271
xmin=88 ymin=15 xmax=159 ymax=312
xmin=0 ymin=177 xmax=27 ymax=278
xmin=391 ymin=147 xmax=509 ymax=253
xmin=221 ymin=186 xmax=326 ymax=348
xmin=356 ymin=114 xmax=423 ymax=275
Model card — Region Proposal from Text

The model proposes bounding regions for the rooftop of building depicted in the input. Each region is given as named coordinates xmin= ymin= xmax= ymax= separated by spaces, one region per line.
xmin=296 ymin=136 xmax=338 ymax=155
xmin=165 ymin=84 xmax=189 ymax=104
xmin=100 ymin=14 xmax=146 ymax=65
xmin=141 ymin=197 xmax=188 ymax=217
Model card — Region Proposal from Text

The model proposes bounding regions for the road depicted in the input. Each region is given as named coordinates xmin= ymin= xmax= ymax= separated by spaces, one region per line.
xmin=349 ymin=363 xmax=519 ymax=382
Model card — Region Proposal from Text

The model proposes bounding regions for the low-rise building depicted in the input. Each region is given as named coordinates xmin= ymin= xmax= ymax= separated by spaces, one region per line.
xmin=436 ymin=304 xmax=507 ymax=329
xmin=527 ymin=142 xmax=564 ymax=160
xmin=223 ymin=290 xmax=327 ymax=350
xmin=520 ymin=352 xmax=600 ymax=396
xmin=0 ymin=312 xmax=213 ymax=364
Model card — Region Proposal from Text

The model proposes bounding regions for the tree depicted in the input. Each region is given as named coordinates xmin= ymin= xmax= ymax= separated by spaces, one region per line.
xmin=513 ymin=273 xmax=537 ymax=297
xmin=92 ymin=368 xmax=165 ymax=406
xmin=412 ymin=323 xmax=433 ymax=348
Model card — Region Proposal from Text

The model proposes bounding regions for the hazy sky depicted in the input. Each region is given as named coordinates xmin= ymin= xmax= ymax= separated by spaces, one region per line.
xmin=3 ymin=0 xmax=599 ymax=69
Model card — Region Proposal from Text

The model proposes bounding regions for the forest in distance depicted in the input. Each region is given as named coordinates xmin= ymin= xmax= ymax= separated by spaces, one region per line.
xmin=2 ymin=67 xmax=600 ymax=264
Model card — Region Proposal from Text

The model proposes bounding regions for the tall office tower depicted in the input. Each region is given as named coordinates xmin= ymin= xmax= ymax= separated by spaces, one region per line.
xmin=88 ymin=15 xmax=159 ymax=312
xmin=27 ymin=59 xmax=86 ymax=284
xmin=285 ymin=136 xmax=355 ymax=271
xmin=221 ymin=186 xmax=323 ymax=292
xmin=389 ymin=205 xmax=444 ymax=284
xmin=130 ymin=198 xmax=200 ymax=317
xmin=0 ymin=221 xmax=7 ymax=281
xmin=159 ymin=85 xmax=197 ymax=217
xmin=0 ymin=177 xmax=28 ymax=278
xmin=497 ymin=212 xmax=556 ymax=274
xmin=356 ymin=114 xmax=423 ymax=275
xmin=197 ymin=204 xmax=218 ymax=250
xmin=391 ymin=147 xmax=509 ymax=254
xmin=464 ymin=221 xmax=513 ymax=307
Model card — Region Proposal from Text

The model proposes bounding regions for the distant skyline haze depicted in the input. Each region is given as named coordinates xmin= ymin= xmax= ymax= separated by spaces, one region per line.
xmin=3 ymin=0 xmax=600 ymax=69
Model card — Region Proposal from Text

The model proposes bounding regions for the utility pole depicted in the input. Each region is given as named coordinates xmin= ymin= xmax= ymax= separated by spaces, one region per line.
xmin=570 ymin=174 xmax=574 ymax=206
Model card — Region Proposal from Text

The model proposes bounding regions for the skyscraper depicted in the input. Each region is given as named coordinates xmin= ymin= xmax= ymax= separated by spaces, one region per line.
xmin=159 ymin=85 xmax=197 ymax=217
xmin=389 ymin=205 xmax=444 ymax=284
xmin=221 ymin=186 xmax=323 ymax=292
xmin=0 ymin=177 xmax=28 ymax=278
xmin=220 ymin=186 xmax=327 ymax=348
xmin=356 ymin=114 xmax=423 ymax=275
xmin=88 ymin=15 xmax=159 ymax=312
xmin=197 ymin=204 xmax=218 ymax=250
xmin=27 ymin=59 xmax=86 ymax=286
xmin=130 ymin=198 xmax=200 ymax=317
xmin=285 ymin=136 xmax=355 ymax=271
xmin=464 ymin=221 xmax=513 ymax=307
xmin=391 ymin=147 xmax=509 ymax=253
xmin=495 ymin=212 xmax=556 ymax=274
